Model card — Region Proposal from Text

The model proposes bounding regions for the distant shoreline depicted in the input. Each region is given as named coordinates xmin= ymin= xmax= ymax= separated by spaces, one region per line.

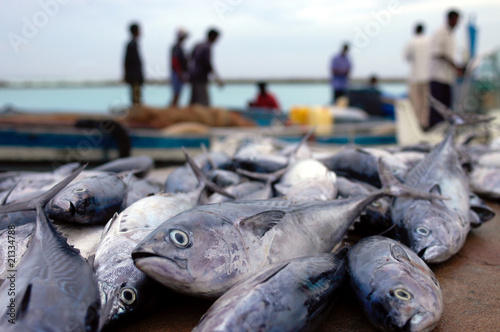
xmin=0 ymin=77 xmax=406 ymax=89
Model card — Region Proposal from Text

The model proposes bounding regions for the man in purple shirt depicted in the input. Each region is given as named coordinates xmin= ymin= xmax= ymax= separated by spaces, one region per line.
xmin=330 ymin=43 xmax=352 ymax=103
xmin=189 ymin=28 xmax=223 ymax=106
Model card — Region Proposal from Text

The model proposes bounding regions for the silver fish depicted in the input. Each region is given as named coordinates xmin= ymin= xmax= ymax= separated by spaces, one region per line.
xmin=390 ymin=127 xmax=471 ymax=263
xmin=94 ymin=188 xmax=209 ymax=326
xmin=348 ymin=236 xmax=443 ymax=332
xmin=133 ymin=170 xmax=437 ymax=298
xmin=46 ymin=172 xmax=128 ymax=224
xmin=0 ymin=166 xmax=101 ymax=332
xmin=193 ymin=249 xmax=347 ymax=332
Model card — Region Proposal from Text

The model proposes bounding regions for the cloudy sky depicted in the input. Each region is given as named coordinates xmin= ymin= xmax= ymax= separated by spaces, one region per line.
xmin=1 ymin=0 xmax=499 ymax=82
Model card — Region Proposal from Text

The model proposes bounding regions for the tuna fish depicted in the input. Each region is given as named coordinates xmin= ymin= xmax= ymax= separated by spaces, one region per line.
xmin=132 ymin=163 xmax=438 ymax=298
xmin=390 ymin=127 xmax=472 ymax=263
xmin=193 ymin=249 xmax=347 ymax=332
xmin=348 ymin=236 xmax=443 ymax=332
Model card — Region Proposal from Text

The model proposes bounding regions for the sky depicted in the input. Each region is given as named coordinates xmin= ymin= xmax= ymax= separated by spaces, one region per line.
xmin=1 ymin=0 xmax=500 ymax=82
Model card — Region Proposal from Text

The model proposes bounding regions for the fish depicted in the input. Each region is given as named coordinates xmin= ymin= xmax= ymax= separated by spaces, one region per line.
xmin=94 ymin=193 xmax=195 ymax=327
xmin=0 ymin=165 xmax=101 ymax=331
xmin=318 ymin=147 xmax=409 ymax=188
xmin=274 ymin=159 xmax=337 ymax=202
xmin=94 ymin=151 xmax=231 ymax=326
xmin=347 ymin=236 xmax=443 ymax=332
xmin=46 ymin=172 xmax=128 ymax=224
xmin=193 ymin=249 xmax=347 ymax=332
xmin=132 ymin=161 xmax=438 ymax=298
xmin=390 ymin=127 xmax=472 ymax=263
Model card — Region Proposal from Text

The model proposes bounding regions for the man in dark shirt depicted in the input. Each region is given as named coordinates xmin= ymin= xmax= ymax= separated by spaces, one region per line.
xmin=124 ymin=23 xmax=144 ymax=105
xmin=170 ymin=28 xmax=188 ymax=107
xmin=189 ymin=28 xmax=223 ymax=106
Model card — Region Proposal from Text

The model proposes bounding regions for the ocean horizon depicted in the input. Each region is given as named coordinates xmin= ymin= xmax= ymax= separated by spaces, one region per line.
xmin=0 ymin=81 xmax=408 ymax=114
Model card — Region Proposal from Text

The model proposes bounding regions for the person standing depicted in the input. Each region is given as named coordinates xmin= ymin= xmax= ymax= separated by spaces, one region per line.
xmin=404 ymin=23 xmax=430 ymax=129
xmin=170 ymin=28 xmax=189 ymax=107
xmin=124 ymin=23 xmax=144 ymax=105
xmin=330 ymin=43 xmax=352 ymax=103
xmin=428 ymin=9 xmax=463 ymax=129
xmin=189 ymin=28 xmax=223 ymax=106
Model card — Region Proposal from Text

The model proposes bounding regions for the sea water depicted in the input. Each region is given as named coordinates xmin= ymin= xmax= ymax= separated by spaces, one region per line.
xmin=0 ymin=82 xmax=407 ymax=114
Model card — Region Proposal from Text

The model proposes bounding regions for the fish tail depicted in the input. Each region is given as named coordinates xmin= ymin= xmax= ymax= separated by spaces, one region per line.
xmin=182 ymin=148 xmax=235 ymax=199
xmin=378 ymin=158 xmax=443 ymax=200
xmin=0 ymin=164 xmax=86 ymax=213
xmin=429 ymin=95 xmax=495 ymax=126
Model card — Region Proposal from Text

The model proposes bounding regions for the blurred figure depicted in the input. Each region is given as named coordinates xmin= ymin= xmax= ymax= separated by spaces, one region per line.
xmin=124 ymin=23 xmax=144 ymax=105
xmin=429 ymin=9 xmax=463 ymax=129
xmin=248 ymin=82 xmax=281 ymax=112
xmin=330 ymin=43 xmax=352 ymax=104
xmin=189 ymin=28 xmax=223 ymax=106
xmin=404 ymin=23 xmax=430 ymax=129
xmin=170 ymin=28 xmax=189 ymax=107
xmin=367 ymin=75 xmax=379 ymax=90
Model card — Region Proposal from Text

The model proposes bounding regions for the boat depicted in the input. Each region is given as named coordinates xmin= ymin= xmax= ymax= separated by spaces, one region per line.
xmin=0 ymin=103 xmax=397 ymax=163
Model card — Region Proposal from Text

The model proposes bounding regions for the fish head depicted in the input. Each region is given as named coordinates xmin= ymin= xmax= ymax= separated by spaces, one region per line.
xmin=132 ymin=209 xmax=248 ymax=297
xmin=96 ymin=255 xmax=150 ymax=325
xmin=369 ymin=264 xmax=442 ymax=331
xmin=46 ymin=174 xmax=126 ymax=224
xmin=397 ymin=204 xmax=458 ymax=264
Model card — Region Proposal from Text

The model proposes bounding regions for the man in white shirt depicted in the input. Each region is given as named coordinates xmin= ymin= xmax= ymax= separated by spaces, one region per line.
xmin=428 ymin=9 xmax=463 ymax=129
xmin=404 ymin=23 xmax=430 ymax=129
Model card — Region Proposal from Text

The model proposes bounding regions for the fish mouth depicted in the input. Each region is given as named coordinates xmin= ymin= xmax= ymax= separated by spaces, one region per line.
xmin=69 ymin=201 xmax=76 ymax=216
xmin=132 ymin=251 xmax=188 ymax=270
xmin=403 ymin=311 xmax=437 ymax=332
xmin=417 ymin=245 xmax=449 ymax=263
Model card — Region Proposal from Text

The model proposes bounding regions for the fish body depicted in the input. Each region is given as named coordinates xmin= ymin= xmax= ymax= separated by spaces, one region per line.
xmin=391 ymin=128 xmax=471 ymax=263
xmin=193 ymin=250 xmax=347 ymax=332
xmin=0 ymin=205 xmax=100 ymax=332
xmin=133 ymin=183 xmax=418 ymax=298
xmin=348 ymin=236 xmax=443 ymax=332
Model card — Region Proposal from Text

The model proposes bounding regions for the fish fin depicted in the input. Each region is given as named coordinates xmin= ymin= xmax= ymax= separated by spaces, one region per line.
xmin=182 ymin=148 xmax=235 ymax=199
xmin=87 ymin=254 xmax=95 ymax=266
xmin=0 ymin=164 xmax=86 ymax=213
xmin=469 ymin=194 xmax=496 ymax=224
xmin=102 ymin=212 xmax=120 ymax=238
xmin=390 ymin=243 xmax=411 ymax=263
xmin=1 ymin=183 xmax=16 ymax=205
xmin=201 ymin=143 xmax=218 ymax=170
xmin=469 ymin=210 xmax=482 ymax=228
xmin=378 ymin=158 xmax=445 ymax=200
xmin=236 ymin=167 xmax=288 ymax=184
xmin=258 ymin=262 xmax=290 ymax=285
xmin=16 ymin=283 xmax=32 ymax=320
xmin=240 ymin=210 xmax=286 ymax=238
xmin=428 ymin=95 xmax=495 ymax=125
xmin=429 ymin=184 xmax=442 ymax=196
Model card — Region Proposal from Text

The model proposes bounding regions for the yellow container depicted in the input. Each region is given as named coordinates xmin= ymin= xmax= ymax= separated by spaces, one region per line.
xmin=308 ymin=107 xmax=333 ymax=135
xmin=289 ymin=105 xmax=310 ymax=125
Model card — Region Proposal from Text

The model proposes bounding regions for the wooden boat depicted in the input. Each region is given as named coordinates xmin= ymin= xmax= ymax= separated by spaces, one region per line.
xmin=0 ymin=105 xmax=397 ymax=163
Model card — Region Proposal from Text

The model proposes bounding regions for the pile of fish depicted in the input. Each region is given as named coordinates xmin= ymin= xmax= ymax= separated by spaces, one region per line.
xmin=0 ymin=115 xmax=499 ymax=331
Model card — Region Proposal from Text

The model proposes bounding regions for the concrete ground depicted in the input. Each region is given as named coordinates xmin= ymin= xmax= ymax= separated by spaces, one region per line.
xmin=121 ymin=200 xmax=500 ymax=332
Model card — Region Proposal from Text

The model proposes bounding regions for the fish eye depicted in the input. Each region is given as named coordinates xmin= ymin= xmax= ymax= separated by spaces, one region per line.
xmin=169 ymin=229 xmax=190 ymax=248
xmin=74 ymin=188 xmax=87 ymax=193
xmin=393 ymin=288 xmax=413 ymax=301
xmin=120 ymin=287 xmax=137 ymax=306
xmin=416 ymin=226 xmax=430 ymax=236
